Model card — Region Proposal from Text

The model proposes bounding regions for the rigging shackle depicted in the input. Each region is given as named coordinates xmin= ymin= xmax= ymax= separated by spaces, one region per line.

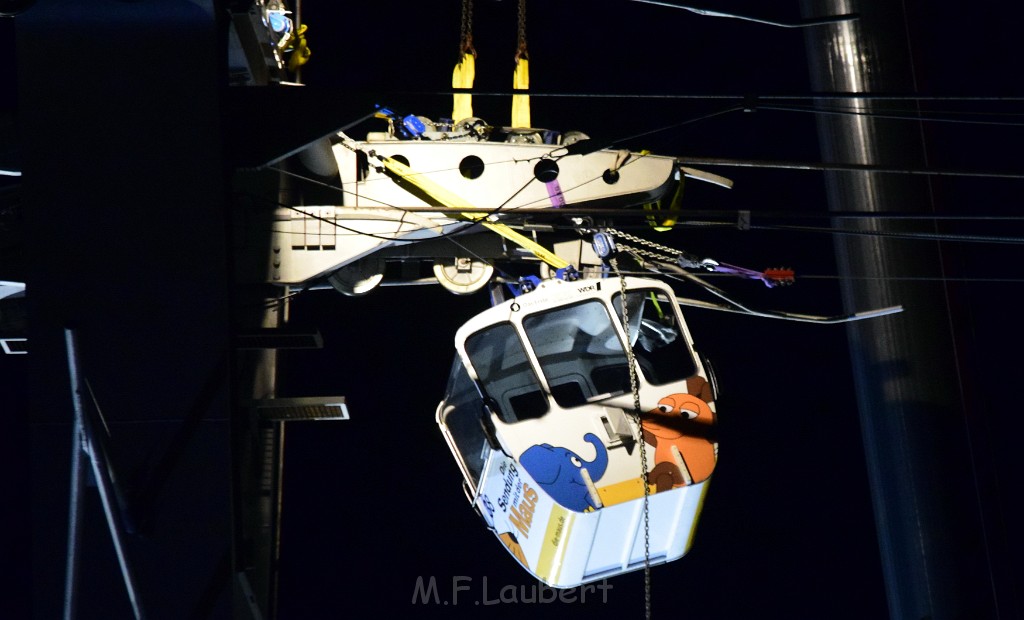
xmin=592 ymin=232 xmax=617 ymax=259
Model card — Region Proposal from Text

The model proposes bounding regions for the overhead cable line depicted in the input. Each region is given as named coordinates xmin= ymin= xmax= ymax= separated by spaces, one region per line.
xmin=763 ymin=101 xmax=1024 ymax=121
xmin=758 ymin=104 xmax=1024 ymax=128
xmin=674 ymin=156 xmax=1024 ymax=180
xmin=750 ymin=224 xmax=1024 ymax=245
xmin=610 ymin=268 xmax=1024 ymax=284
xmin=344 ymin=205 xmax=1024 ymax=222
xmin=398 ymin=90 xmax=1024 ymax=103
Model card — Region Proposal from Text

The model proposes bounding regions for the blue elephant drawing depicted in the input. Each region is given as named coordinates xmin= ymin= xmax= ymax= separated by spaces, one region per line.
xmin=519 ymin=433 xmax=609 ymax=512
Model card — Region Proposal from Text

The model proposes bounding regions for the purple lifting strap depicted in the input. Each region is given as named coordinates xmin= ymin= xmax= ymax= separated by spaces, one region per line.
xmin=544 ymin=180 xmax=566 ymax=208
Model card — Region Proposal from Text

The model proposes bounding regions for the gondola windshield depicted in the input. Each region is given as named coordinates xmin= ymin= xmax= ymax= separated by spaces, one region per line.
xmin=522 ymin=300 xmax=631 ymax=408
xmin=465 ymin=323 xmax=547 ymax=423
xmin=463 ymin=286 xmax=700 ymax=427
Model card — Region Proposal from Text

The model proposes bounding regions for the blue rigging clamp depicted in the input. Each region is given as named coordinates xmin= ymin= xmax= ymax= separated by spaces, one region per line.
xmin=592 ymin=232 xmax=616 ymax=259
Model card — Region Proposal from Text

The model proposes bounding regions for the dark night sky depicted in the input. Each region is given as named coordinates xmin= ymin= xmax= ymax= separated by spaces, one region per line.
xmin=263 ymin=1 xmax=1021 ymax=618
xmin=9 ymin=1 xmax=1024 ymax=618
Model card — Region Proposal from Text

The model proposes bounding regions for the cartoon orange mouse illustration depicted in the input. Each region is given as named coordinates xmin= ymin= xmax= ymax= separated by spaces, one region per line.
xmin=642 ymin=376 xmax=717 ymax=492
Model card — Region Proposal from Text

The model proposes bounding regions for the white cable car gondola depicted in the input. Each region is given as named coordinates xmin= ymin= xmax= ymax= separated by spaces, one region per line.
xmin=436 ymin=275 xmax=717 ymax=588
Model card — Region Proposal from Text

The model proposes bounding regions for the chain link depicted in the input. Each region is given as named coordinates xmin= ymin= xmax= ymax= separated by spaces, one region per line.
xmin=610 ymin=256 xmax=652 ymax=620
xmin=607 ymin=227 xmax=710 ymax=276
xmin=516 ymin=0 xmax=528 ymax=57
xmin=460 ymin=0 xmax=474 ymax=54
xmin=606 ymin=227 xmax=684 ymax=257
xmin=619 ymin=243 xmax=677 ymax=265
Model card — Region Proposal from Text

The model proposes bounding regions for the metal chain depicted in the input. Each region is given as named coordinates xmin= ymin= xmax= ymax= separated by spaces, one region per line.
xmin=618 ymin=243 xmax=677 ymax=265
xmin=610 ymin=256 xmax=652 ymax=620
xmin=460 ymin=0 xmax=466 ymax=46
xmin=606 ymin=227 xmax=710 ymax=274
xmin=606 ymin=227 xmax=684 ymax=257
xmin=460 ymin=0 xmax=474 ymax=54
xmin=516 ymin=0 xmax=528 ymax=57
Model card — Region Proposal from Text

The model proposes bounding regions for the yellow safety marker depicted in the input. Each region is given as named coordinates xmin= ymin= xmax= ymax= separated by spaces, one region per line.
xmin=535 ymin=505 xmax=574 ymax=584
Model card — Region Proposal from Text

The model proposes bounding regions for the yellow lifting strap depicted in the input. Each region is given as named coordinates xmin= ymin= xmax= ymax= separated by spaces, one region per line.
xmin=378 ymin=155 xmax=569 ymax=269
xmin=286 ymin=24 xmax=311 ymax=73
xmin=512 ymin=56 xmax=530 ymax=128
xmin=452 ymin=51 xmax=476 ymax=122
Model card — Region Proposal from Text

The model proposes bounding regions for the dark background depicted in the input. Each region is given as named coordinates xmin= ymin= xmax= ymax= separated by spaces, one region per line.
xmin=270 ymin=1 xmax=1022 ymax=618
xmin=5 ymin=1 xmax=1024 ymax=618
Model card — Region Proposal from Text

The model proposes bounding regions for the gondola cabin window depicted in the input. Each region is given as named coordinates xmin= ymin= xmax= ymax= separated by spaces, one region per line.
xmin=465 ymin=322 xmax=548 ymax=423
xmin=612 ymin=289 xmax=697 ymax=385
xmin=522 ymin=300 xmax=631 ymax=408
xmin=438 ymin=356 xmax=490 ymax=488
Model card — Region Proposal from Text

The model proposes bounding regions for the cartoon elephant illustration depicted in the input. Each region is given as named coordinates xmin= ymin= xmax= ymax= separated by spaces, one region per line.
xmin=519 ymin=433 xmax=609 ymax=512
